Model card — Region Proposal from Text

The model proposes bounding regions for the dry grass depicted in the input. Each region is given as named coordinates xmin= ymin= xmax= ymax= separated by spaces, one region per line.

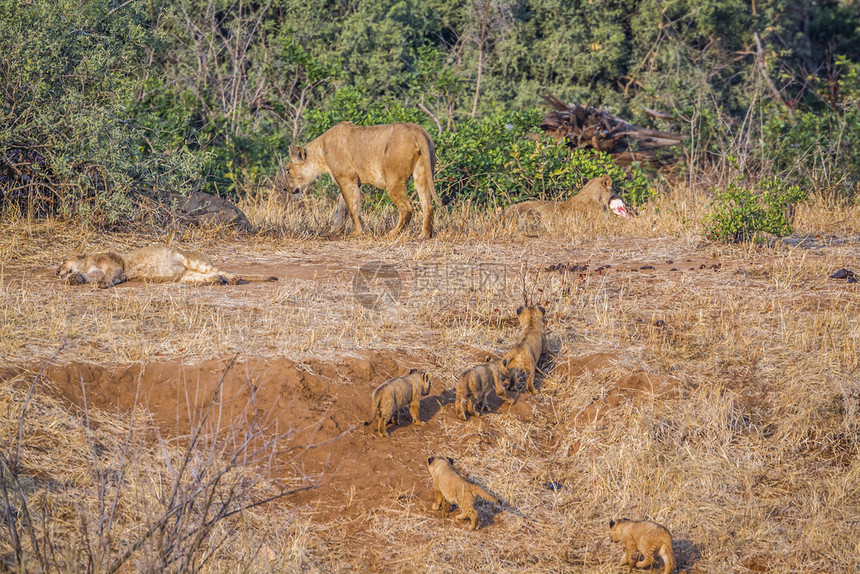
xmin=1 ymin=187 xmax=859 ymax=572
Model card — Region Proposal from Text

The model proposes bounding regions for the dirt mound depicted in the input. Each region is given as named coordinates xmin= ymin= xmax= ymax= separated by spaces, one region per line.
xmin=576 ymin=371 xmax=679 ymax=426
xmin=15 ymin=351 xmax=674 ymax=520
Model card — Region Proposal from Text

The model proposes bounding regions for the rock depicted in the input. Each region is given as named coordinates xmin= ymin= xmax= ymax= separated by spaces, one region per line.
xmin=157 ymin=191 xmax=252 ymax=229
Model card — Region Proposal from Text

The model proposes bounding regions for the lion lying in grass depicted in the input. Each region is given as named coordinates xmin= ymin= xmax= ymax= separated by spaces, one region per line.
xmin=507 ymin=175 xmax=628 ymax=220
xmin=56 ymin=245 xmax=278 ymax=288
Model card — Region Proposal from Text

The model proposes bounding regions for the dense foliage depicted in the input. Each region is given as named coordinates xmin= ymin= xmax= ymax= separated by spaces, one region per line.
xmin=1 ymin=0 xmax=858 ymax=223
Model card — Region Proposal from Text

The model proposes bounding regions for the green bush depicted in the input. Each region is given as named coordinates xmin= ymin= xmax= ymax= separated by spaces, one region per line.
xmin=0 ymin=0 xmax=206 ymax=224
xmin=761 ymin=57 xmax=860 ymax=200
xmin=435 ymin=111 xmax=654 ymax=208
xmin=704 ymin=175 xmax=808 ymax=243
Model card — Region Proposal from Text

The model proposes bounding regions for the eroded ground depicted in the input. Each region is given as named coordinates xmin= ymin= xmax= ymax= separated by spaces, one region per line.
xmin=1 ymin=212 xmax=859 ymax=572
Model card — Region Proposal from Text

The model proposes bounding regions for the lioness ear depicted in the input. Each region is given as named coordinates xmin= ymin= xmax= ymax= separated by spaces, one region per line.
xmin=602 ymin=174 xmax=612 ymax=186
xmin=538 ymin=306 xmax=546 ymax=315
xmin=516 ymin=305 xmax=524 ymax=316
xmin=447 ymin=457 xmax=454 ymax=465
xmin=484 ymin=355 xmax=492 ymax=363
xmin=609 ymin=520 xmax=615 ymax=528
xmin=502 ymin=358 xmax=509 ymax=367
xmin=289 ymin=145 xmax=307 ymax=163
xmin=72 ymin=243 xmax=85 ymax=256
xmin=409 ymin=368 xmax=418 ymax=375
xmin=427 ymin=456 xmax=435 ymax=465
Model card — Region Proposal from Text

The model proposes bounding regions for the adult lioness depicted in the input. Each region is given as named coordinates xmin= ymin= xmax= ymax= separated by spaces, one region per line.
xmin=57 ymin=245 xmax=278 ymax=288
xmin=281 ymin=122 xmax=442 ymax=238
xmin=507 ymin=175 xmax=628 ymax=219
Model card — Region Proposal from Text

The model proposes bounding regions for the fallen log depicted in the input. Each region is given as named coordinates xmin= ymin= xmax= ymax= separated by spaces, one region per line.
xmin=539 ymin=92 xmax=685 ymax=165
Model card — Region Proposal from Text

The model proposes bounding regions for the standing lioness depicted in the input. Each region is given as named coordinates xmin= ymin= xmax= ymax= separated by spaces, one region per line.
xmin=427 ymin=456 xmax=500 ymax=530
xmin=609 ymin=519 xmax=675 ymax=574
xmin=503 ymin=306 xmax=548 ymax=395
xmin=280 ymin=122 xmax=442 ymax=238
xmin=364 ymin=369 xmax=432 ymax=437
xmin=57 ymin=245 xmax=278 ymax=288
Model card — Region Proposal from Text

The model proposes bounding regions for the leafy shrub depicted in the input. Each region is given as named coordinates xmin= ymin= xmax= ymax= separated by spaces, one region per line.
xmin=435 ymin=112 xmax=654 ymax=208
xmin=761 ymin=57 xmax=860 ymax=200
xmin=0 ymin=0 xmax=206 ymax=224
xmin=704 ymin=176 xmax=808 ymax=243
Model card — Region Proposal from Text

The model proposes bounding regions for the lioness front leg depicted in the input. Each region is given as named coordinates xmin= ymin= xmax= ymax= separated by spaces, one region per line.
xmin=432 ymin=489 xmax=445 ymax=511
xmin=335 ymin=175 xmax=364 ymax=235
xmin=523 ymin=357 xmax=537 ymax=395
xmin=331 ymin=195 xmax=349 ymax=234
xmin=494 ymin=377 xmax=514 ymax=405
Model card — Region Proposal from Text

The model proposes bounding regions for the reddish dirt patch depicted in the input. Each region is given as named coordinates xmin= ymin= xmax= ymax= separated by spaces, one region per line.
xmin=24 ymin=353 xmax=488 ymax=520
xmin=575 ymin=371 xmax=679 ymax=426
xmin=553 ymin=352 xmax=618 ymax=379
xmin=13 ymin=350 xmax=674 ymax=521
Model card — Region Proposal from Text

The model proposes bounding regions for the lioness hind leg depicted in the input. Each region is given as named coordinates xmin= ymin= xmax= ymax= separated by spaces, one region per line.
xmin=413 ymin=155 xmax=435 ymax=238
xmin=635 ymin=550 xmax=654 ymax=569
xmin=386 ymin=180 xmax=413 ymax=235
xmin=455 ymin=509 xmax=479 ymax=530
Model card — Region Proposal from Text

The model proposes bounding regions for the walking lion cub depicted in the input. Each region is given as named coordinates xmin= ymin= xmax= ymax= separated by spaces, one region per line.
xmin=364 ymin=369 xmax=432 ymax=437
xmin=503 ymin=306 xmax=548 ymax=395
xmin=427 ymin=456 xmax=500 ymax=530
xmin=456 ymin=356 xmax=513 ymax=420
xmin=609 ymin=519 xmax=676 ymax=574
xmin=57 ymin=245 xmax=277 ymax=288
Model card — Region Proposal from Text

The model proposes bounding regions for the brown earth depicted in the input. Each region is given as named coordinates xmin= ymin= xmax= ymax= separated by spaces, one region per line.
xmin=10 ymin=345 xmax=667 ymax=524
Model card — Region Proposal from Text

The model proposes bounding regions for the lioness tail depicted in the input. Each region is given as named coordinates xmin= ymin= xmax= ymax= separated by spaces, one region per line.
xmin=238 ymin=274 xmax=279 ymax=282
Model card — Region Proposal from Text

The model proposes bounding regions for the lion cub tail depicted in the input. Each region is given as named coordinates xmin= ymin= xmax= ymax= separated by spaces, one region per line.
xmin=469 ymin=482 xmax=499 ymax=505
xmin=365 ymin=387 xmax=383 ymax=427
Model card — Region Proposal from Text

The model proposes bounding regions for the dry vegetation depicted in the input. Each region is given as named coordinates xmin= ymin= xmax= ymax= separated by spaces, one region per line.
xmin=1 ymin=185 xmax=859 ymax=573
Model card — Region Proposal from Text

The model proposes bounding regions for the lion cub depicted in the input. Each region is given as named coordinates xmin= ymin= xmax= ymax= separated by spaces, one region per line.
xmin=456 ymin=356 xmax=513 ymax=420
xmin=57 ymin=245 xmax=277 ymax=288
xmin=502 ymin=306 xmax=548 ymax=395
xmin=427 ymin=456 xmax=500 ymax=530
xmin=364 ymin=369 xmax=431 ymax=437
xmin=609 ymin=519 xmax=675 ymax=574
